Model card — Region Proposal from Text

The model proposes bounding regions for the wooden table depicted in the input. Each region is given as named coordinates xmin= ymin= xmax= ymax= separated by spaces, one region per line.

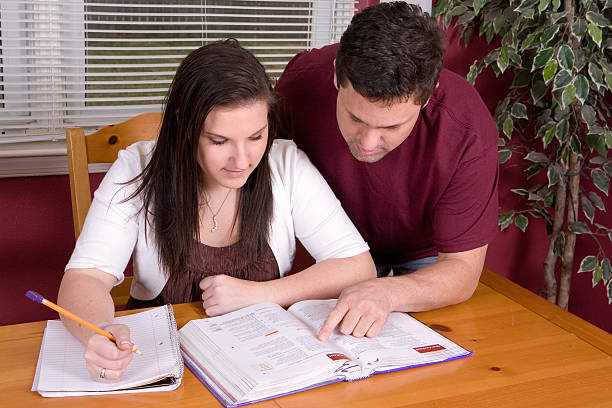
xmin=2 ymin=268 xmax=611 ymax=407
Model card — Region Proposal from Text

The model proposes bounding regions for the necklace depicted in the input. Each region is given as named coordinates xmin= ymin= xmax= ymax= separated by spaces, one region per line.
xmin=203 ymin=188 xmax=232 ymax=233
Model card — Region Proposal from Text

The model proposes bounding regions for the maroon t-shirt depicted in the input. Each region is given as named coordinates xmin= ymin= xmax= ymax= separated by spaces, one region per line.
xmin=276 ymin=44 xmax=499 ymax=266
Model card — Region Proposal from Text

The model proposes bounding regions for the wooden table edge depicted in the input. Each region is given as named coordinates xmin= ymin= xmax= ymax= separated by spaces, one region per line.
xmin=479 ymin=267 xmax=612 ymax=355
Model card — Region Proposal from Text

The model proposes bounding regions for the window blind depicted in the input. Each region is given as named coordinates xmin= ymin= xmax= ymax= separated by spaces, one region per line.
xmin=0 ymin=0 xmax=356 ymax=144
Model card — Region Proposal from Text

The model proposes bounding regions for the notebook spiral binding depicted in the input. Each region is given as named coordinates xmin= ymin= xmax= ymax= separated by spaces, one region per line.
xmin=166 ymin=304 xmax=185 ymax=379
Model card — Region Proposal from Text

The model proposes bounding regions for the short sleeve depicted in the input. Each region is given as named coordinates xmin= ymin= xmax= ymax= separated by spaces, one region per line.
xmin=272 ymin=141 xmax=369 ymax=262
xmin=433 ymin=134 xmax=499 ymax=253
xmin=65 ymin=143 xmax=151 ymax=284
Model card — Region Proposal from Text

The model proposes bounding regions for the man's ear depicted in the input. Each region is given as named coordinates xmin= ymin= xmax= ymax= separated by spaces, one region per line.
xmin=422 ymin=81 xmax=440 ymax=108
xmin=332 ymin=59 xmax=339 ymax=90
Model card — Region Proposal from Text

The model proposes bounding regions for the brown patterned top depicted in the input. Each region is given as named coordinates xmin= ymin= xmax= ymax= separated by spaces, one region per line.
xmin=126 ymin=241 xmax=280 ymax=309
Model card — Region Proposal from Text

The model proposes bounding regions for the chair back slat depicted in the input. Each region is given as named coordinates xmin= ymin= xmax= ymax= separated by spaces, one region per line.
xmin=65 ymin=112 xmax=162 ymax=306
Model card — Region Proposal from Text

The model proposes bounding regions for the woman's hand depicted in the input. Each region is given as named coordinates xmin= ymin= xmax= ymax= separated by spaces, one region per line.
xmin=83 ymin=324 xmax=134 ymax=382
xmin=200 ymin=275 xmax=272 ymax=316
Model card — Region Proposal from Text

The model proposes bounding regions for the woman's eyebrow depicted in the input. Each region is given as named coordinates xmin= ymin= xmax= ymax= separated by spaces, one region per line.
xmin=205 ymin=123 xmax=268 ymax=139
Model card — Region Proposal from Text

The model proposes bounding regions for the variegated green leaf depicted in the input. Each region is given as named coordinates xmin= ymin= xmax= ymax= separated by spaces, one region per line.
xmin=543 ymin=126 xmax=556 ymax=147
xmin=526 ymin=151 xmax=548 ymax=162
xmin=498 ymin=45 xmax=510 ymax=73
xmin=561 ymin=84 xmax=576 ymax=109
xmin=605 ymin=70 xmax=612 ymax=91
xmin=503 ymin=116 xmax=514 ymax=137
xmin=593 ymin=266 xmax=603 ymax=287
xmin=541 ymin=25 xmax=560 ymax=45
xmin=499 ymin=210 xmax=515 ymax=230
xmin=557 ymin=45 xmax=574 ymax=71
xmin=456 ymin=10 xmax=476 ymax=26
xmin=585 ymin=11 xmax=611 ymax=27
xmin=581 ymin=195 xmax=595 ymax=223
xmin=581 ymin=105 xmax=597 ymax=125
xmin=511 ymin=188 xmax=529 ymax=196
xmin=521 ymin=31 xmax=541 ymax=51
xmin=556 ymin=118 xmax=569 ymax=142
xmin=515 ymin=215 xmax=529 ymax=232
xmin=569 ymin=222 xmax=590 ymax=234
xmin=586 ymin=134 xmax=608 ymax=156
xmin=484 ymin=49 xmax=500 ymax=66
xmin=532 ymin=48 xmax=555 ymax=71
xmin=432 ymin=0 xmax=450 ymax=17
xmin=531 ymin=80 xmax=548 ymax=103
xmin=551 ymin=0 xmax=560 ymax=11
xmin=450 ymin=5 xmax=469 ymax=16
xmin=499 ymin=149 xmax=512 ymax=164
xmin=602 ymin=258 xmax=612 ymax=281
xmin=587 ymin=23 xmax=602 ymax=47
xmin=493 ymin=14 xmax=506 ymax=34
xmin=589 ymin=62 xmax=604 ymax=87
xmin=570 ymin=134 xmax=581 ymax=154
xmin=543 ymin=60 xmax=558 ymax=83
xmin=592 ymin=168 xmax=610 ymax=195
xmin=573 ymin=75 xmax=589 ymax=104
xmin=553 ymin=70 xmax=572 ymax=91
xmin=588 ymin=191 xmax=605 ymax=211
xmin=511 ymin=103 xmax=528 ymax=119
xmin=538 ymin=0 xmax=551 ymax=13
xmin=466 ymin=61 xmax=483 ymax=85
xmin=574 ymin=49 xmax=586 ymax=72
xmin=547 ymin=163 xmax=563 ymax=186
xmin=579 ymin=255 xmax=598 ymax=272
xmin=573 ymin=18 xmax=587 ymax=38
xmin=474 ymin=0 xmax=488 ymax=15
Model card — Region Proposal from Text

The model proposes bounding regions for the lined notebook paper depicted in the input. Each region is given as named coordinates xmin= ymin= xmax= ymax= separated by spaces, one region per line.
xmin=32 ymin=305 xmax=183 ymax=397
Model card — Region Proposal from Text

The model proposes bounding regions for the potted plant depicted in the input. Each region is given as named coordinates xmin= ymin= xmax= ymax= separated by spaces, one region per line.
xmin=433 ymin=0 xmax=611 ymax=308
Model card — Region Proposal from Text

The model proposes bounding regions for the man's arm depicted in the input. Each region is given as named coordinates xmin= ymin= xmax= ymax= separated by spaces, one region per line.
xmin=318 ymin=245 xmax=487 ymax=340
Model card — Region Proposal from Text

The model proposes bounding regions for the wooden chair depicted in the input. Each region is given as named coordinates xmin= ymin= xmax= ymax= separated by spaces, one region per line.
xmin=65 ymin=112 xmax=162 ymax=306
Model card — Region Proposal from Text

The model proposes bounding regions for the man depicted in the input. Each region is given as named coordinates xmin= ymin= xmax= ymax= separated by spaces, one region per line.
xmin=276 ymin=2 xmax=499 ymax=340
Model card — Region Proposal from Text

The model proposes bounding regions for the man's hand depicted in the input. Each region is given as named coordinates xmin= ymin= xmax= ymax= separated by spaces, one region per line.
xmin=200 ymin=275 xmax=272 ymax=316
xmin=318 ymin=278 xmax=395 ymax=341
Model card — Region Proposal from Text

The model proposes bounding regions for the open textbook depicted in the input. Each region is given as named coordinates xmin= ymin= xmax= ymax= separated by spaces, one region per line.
xmin=32 ymin=304 xmax=183 ymax=397
xmin=179 ymin=299 xmax=471 ymax=407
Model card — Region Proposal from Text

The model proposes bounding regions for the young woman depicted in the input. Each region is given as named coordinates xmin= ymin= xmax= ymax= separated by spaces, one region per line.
xmin=57 ymin=39 xmax=375 ymax=382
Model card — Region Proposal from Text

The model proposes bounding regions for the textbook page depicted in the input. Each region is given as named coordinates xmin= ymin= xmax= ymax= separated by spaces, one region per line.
xmin=288 ymin=299 xmax=472 ymax=376
xmin=179 ymin=302 xmax=358 ymax=403
xmin=32 ymin=305 xmax=183 ymax=397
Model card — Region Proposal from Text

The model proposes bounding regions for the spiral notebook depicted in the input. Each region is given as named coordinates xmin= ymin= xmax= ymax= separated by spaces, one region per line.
xmin=32 ymin=304 xmax=183 ymax=397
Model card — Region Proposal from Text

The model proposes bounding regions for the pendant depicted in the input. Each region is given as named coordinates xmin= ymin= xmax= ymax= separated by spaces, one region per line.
xmin=211 ymin=215 xmax=218 ymax=233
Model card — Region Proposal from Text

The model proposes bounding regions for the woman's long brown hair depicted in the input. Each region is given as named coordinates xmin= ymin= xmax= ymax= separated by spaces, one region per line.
xmin=128 ymin=39 xmax=276 ymax=281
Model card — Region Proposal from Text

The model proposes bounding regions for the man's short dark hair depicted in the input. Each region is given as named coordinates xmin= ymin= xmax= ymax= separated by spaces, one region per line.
xmin=336 ymin=2 xmax=445 ymax=106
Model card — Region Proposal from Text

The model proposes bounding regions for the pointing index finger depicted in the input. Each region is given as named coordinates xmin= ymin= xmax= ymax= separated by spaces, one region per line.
xmin=318 ymin=301 xmax=349 ymax=341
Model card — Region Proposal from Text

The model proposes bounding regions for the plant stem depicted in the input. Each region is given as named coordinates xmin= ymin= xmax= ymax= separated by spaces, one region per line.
xmin=543 ymin=163 xmax=567 ymax=303
xmin=557 ymin=0 xmax=581 ymax=310
xmin=559 ymin=150 xmax=581 ymax=310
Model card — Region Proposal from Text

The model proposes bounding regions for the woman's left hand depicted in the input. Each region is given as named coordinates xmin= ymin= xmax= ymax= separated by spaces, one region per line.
xmin=199 ymin=275 xmax=272 ymax=316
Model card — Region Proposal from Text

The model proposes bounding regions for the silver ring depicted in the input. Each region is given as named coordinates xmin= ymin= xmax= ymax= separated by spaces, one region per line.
xmin=99 ymin=368 xmax=106 ymax=379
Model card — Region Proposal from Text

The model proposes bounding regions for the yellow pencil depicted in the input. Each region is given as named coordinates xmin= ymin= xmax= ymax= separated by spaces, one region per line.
xmin=26 ymin=290 xmax=141 ymax=354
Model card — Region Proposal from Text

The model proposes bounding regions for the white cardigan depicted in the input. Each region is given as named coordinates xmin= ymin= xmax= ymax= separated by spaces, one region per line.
xmin=66 ymin=139 xmax=369 ymax=300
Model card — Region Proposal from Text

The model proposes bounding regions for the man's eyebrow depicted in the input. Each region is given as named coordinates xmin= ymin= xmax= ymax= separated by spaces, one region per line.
xmin=347 ymin=110 xmax=410 ymax=129
xmin=205 ymin=123 xmax=268 ymax=138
